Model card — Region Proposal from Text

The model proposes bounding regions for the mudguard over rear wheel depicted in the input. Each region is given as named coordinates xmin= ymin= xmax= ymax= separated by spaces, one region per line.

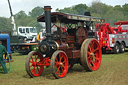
xmin=81 ymin=38 xmax=102 ymax=71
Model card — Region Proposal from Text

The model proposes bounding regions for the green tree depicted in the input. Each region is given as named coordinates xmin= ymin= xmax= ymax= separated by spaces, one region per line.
xmin=122 ymin=4 xmax=128 ymax=18
xmin=56 ymin=4 xmax=88 ymax=15
xmin=14 ymin=10 xmax=31 ymax=26
xmin=0 ymin=17 xmax=12 ymax=31
xmin=15 ymin=10 xmax=27 ymax=19
xmin=1 ymin=2 xmax=128 ymax=33
xmin=113 ymin=5 xmax=122 ymax=11
xmin=72 ymin=4 xmax=88 ymax=15
xmin=27 ymin=20 xmax=42 ymax=32
xmin=104 ymin=9 xmax=125 ymax=26
xmin=14 ymin=7 xmax=44 ymax=31
xmin=56 ymin=7 xmax=77 ymax=14
xmin=88 ymin=0 xmax=112 ymax=17
xmin=29 ymin=6 xmax=44 ymax=18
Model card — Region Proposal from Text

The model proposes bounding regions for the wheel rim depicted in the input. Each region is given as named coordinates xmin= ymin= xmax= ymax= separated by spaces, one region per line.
xmin=116 ymin=45 xmax=119 ymax=53
xmin=52 ymin=51 xmax=68 ymax=78
xmin=29 ymin=52 xmax=44 ymax=77
xmin=121 ymin=45 xmax=125 ymax=52
xmin=87 ymin=39 xmax=101 ymax=70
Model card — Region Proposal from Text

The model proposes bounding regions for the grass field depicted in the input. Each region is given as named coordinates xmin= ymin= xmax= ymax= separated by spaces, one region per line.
xmin=0 ymin=51 xmax=128 ymax=85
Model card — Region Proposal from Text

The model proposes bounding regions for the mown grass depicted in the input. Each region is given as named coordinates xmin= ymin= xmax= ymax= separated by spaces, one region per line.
xmin=0 ymin=51 xmax=128 ymax=85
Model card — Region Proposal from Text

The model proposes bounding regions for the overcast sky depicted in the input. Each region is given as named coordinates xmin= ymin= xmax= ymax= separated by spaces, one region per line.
xmin=0 ymin=0 xmax=128 ymax=18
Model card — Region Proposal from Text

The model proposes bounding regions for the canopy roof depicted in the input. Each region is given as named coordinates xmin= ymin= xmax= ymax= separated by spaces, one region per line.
xmin=37 ymin=12 xmax=105 ymax=23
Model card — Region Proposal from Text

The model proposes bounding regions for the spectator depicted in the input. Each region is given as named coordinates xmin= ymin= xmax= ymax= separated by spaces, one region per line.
xmin=0 ymin=41 xmax=8 ymax=73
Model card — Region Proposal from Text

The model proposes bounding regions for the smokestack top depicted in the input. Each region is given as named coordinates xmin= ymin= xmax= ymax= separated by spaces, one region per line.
xmin=44 ymin=6 xmax=52 ymax=11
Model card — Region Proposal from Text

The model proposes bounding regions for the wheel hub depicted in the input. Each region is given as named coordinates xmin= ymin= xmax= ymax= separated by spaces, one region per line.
xmin=32 ymin=62 xmax=37 ymax=66
xmin=121 ymin=45 xmax=124 ymax=51
xmin=60 ymin=62 xmax=64 ymax=66
xmin=90 ymin=52 xmax=95 ymax=62
xmin=90 ymin=53 xmax=94 ymax=57
xmin=116 ymin=46 xmax=119 ymax=52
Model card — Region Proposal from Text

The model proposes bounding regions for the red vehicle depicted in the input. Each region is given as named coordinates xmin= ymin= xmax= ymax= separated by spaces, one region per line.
xmin=25 ymin=6 xmax=104 ymax=79
xmin=96 ymin=21 xmax=128 ymax=54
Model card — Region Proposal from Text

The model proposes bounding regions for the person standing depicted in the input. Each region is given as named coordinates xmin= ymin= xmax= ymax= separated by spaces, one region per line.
xmin=0 ymin=41 xmax=8 ymax=73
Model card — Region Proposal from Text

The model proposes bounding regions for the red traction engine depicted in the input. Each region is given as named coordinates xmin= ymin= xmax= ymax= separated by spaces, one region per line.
xmin=25 ymin=6 xmax=102 ymax=79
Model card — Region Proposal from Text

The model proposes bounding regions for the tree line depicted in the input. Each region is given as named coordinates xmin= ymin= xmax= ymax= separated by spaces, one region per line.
xmin=0 ymin=6 xmax=44 ymax=32
xmin=0 ymin=1 xmax=128 ymax=32
xmin=56 ymin=1 xmax=128 ymax=26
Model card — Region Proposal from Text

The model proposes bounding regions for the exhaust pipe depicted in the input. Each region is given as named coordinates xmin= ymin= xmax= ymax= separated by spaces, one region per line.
xmin=44 ymin=6 xmax=52 ymax=41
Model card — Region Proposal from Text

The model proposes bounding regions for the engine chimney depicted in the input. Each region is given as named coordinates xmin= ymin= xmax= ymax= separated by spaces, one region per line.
xmin=44 ymin=6 xmax=52 ymax=41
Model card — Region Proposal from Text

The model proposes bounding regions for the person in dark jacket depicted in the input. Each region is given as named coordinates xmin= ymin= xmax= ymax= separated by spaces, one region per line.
xmin=0 ymin=41 xmax=8 ymax=73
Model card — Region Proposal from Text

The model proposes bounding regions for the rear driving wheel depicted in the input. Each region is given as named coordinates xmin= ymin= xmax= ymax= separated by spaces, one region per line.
xmin=114 ymin=43 xmax=120 ymax=54
xmin=119 ymin=43 xmax=125 ymax=53
xmin=25 ymin=51 xmax=44 ymax=78
xmin=51 ymin=50 xmax=68 ymax=79
xmin=81 ymin=39 xmax=102 ymax=71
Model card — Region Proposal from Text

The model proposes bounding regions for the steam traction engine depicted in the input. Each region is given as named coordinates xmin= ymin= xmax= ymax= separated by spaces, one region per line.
xmin=25 ymin=6 xmax=104 ymax=79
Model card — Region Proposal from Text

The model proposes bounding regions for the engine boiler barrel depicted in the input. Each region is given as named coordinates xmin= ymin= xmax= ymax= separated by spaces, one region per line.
xmin=54 ymin=41 xmax=69 ymax=51
xmin=44 ymin=6 xmax=52 ymax=41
